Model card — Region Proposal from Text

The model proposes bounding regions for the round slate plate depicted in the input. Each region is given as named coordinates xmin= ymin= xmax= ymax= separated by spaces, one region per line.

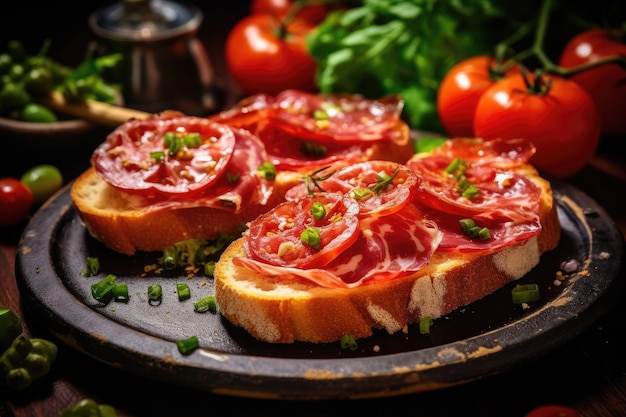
xmin=15 ymin=179 xmax=624 ymax=400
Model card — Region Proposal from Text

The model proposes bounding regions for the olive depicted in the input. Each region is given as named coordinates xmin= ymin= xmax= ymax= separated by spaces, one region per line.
xmin=24 ymin=67 xmax=53 ymax=96
xmin=0 ymin=83 xmax=31 ymax=113
xmin=20 ymin=164 xmax=64 ymax=205
xmin=21 ymin=103 xmax=58 ymax=123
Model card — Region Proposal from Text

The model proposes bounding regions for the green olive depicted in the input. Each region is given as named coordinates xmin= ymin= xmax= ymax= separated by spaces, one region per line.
xmin=0 ymin=82 xmax=31 ymax=113
xmin=24 ymin=67 xmax=53 ymax=96
xmin=21 ymin=103 xmax=58 ymax=123
xmin=20 ymin=164 xmax=63 ymax=205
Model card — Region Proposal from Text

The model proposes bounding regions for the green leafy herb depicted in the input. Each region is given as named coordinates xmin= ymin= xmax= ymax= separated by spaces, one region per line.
xmin=307 ymin=0 xmax=519 ymax=131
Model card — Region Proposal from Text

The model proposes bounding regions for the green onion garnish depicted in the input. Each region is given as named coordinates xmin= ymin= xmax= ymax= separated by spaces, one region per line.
xmin=257 ymin=161 xmax=276 ymax=180
xmin=91 ymin=274 xmax=117 ymax=303
xmin=81 ymin=256 xmax=100 ymax=277
xmin=301 ymin=226 xmax=321 ymax=249
xmin=512 ymin=284 xmax=540 ymax=304
xmin=176 ymin=336 xmax=199 ymax=355
xmin=194 ymin=296 xmax=217 ymax=313
xmin=177 ymin=283 xmax=191 ymax=301
xmin=113 ymin=283 xmax=129 ymax=303
xmin=340 ymin=334 xmax=358 ymax=351
xmin=459 ymin=218 xmax=491 ymax=240
xmin=147 ymin=284 xmax=162 ymax=304
xmin=419 ymin=316 xmax=433 ymax=334
xmin=310 ymin=201 xmax=326 ymax=220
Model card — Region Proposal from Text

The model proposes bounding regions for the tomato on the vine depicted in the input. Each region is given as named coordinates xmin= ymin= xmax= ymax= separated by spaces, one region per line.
xmin=473 ymin=72 xmax=601 ymax=178
xmin=0 ymin=177 xmax=33 ymax=226
xmin=250 ymin=0 xmax=330 ymax=25
xmin=225 ymin=13 xmax=317 ymax=95
xmin=559 ymin=28 xmax=626 ymax=136
xmin=524 ymin=405 xmax=580 ymax=417
xmin=437 ymin=55 xmax=518 ymax=137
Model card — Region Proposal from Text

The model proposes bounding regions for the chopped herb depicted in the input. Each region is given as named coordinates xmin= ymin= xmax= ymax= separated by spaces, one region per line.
xmin=226 ymin=172 xmax=240 ymax=184
xmin=81 ymin=256 xmax=100 ymax=277
xmin=419 ymin=316 xmax=433 ymax=334
xmin=91 ymin=274 xmax=117 ymax=303
xmin=301 ymin=226 xmax=321 ymax=249
xmin=310 ymin=201 xmax=326 ymax=220
xmin=459 ymin=218 xmax=491 ymax=240
xmin=302 ymin=165 xmax=335 ymax=195
xmin=177 ymin=283 xmax=191 ymax=301
xmin=204 ymin=261 xmax=216 ymax=277
xmin=147 ymin=284 xmax=162 ymax=305
xmin=150 ymin=151 xmax=165 ymax=162
xmin=445 ymin=157 xmax=480 ymax=199
xmin=371 ymin=167 xmax=399 ymax=194
xmin=176 ymin=336 xmax=199 ymax=355
xmin=300 ymin=140 xmax=327 ymax=157
xmin=512 ymin=284 xmax=540 ymax=304
xmin=352 ymin=187 xmax=372 ymax=199
xmin=194 ymin=296 xmax=217 ymax=313
xmin=340 ymin=334 xmax=358 ymax=351
xmin=257 ymin=161 xmax=276 ymax=180
xmin=113 ymin=283 xmax=129 ymax=303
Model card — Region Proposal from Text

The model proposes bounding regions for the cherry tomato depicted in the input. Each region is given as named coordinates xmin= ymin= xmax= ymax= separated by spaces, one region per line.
xmin=437 ymin=55 xmax=518 ymax=137
xmin=559 ymin=28 xmax=626 ymax=136
xmin=0 ymin=177 xmax=33 ymax=226
xmin=225 ymin=13 xmax=317 ymax=95
xmin=250 ymin=0 xmax=330 ymax=25
xmin=20 ymin=164 xmax=64 ymax=205
xmin=524 ymin=405 xmax=580 ymax=417
xmin=473 ymin=72 xmax=601 ymax=178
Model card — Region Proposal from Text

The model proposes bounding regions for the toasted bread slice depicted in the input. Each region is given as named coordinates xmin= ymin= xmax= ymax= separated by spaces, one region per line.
xmin=214 ymin=163 xmax=560 ymax=343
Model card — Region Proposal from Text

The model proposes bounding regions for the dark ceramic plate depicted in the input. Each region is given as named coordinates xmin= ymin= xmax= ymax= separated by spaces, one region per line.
xmin=15 ymin=178 xmax=624 ymax=400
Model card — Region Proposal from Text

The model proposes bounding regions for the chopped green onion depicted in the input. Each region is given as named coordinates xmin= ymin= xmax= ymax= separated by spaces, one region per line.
xmin=340 ymin=334 xmax=358 ymax=351
xmin=352 ymin=187 xmax=372 ymax=199
xmin=310 ymin=201 xmax=326 ymax=220
xmin=150 ymin=151 xmax=165 ymax=162
xmin=371 ymin=167 xmax=399 ymax=194
xmin=257 ymin=161 xmax=276 ymax=180
xmin=177 ymin=283 xmax=191 ymax=301
xmin=176 ymin=336 xmax=199 ymax=355
xmin=226 ymin=172 xmax=240 ymax=184
xmin=301 ymin=226 xmax=321 ymax=249
xmin=91 ymin=274 xmax=117 ymax=303
xmin=419 ymin=316 xmax=433 ymax=334
xmin=312 ymin=109 xmax=328 ymax=119
xmin=161 ymin=245 xmax=180 ymax=270
xmin=81 ymin=257 xmax=100 ymax=277
xmin=113 ymin=283 xmax=130 ymax=303
xmin=300 ymin=141 xmax=327 ymax=157
xmin=182 ymin=132 xmax=201 ymax=147
xmin=194 ymin=296 xmax=217 ymax=313
xmin=204 ymin=261 xmax=216 ymax=277
xmin=459 ymin=218 xmax=490 ymax=240
xmin=147 ymin=284 xmax=162 ymax=304
xmin=444 ymin=157 xmax=462 ymax=175
xmin=512 ymin=284 xmax=541 ymax=304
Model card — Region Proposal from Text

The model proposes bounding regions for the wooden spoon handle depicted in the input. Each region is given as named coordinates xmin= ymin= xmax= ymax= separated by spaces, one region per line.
xmin=40 ymin=91 xmax=152 ymax=128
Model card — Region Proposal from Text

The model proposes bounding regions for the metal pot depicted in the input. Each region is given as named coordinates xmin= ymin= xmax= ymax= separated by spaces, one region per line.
xmin=88 ymin=0 xmax=224 ymax=116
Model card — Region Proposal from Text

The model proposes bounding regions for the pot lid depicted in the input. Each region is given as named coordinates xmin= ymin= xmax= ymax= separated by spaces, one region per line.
xmin=89 ymin=0 xmax=203 ymax=42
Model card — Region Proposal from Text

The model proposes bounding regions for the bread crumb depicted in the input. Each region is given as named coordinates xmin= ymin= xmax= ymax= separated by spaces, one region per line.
xmin=598 ymin=251 xmax=610 ymax=260
xmin=553 ymin=279 xmax=562 ymax=286
xmin=373 ymin=345 xmax=381 ymax=353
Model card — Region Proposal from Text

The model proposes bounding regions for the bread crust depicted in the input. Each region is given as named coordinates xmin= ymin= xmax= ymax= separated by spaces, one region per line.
xmin=214 ymin=163 xmax=561 ymax=343
xmin=70 ymin=167 xmax=291 ymax=255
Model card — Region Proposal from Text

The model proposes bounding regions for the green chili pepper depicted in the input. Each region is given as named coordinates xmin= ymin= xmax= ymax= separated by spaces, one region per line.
xmin=0 ymin=308 xmax=22 ymax=353
xmin=59 ymin=398 xmax=118 ymax=417
xmin=0 ymin=334 xmax=57 ymax=391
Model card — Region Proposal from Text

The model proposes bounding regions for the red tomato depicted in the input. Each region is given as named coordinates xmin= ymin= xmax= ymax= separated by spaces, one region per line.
xmin=225 ymin=14 xmax=317 ymax=95
xmin=524 ymin=405 xmax=580 ymax=417
xmin=250 ymin=0 xmax=330 ymax=25
xmin=437 ymin=55 xmax=519 ymax=137
xmin=0 ymin=177 xmax=34 ymax=226
xmin=473 ymin=72 xmax=601 ymax=178
xmin=559 ymin=28 xmax=626 ymax=136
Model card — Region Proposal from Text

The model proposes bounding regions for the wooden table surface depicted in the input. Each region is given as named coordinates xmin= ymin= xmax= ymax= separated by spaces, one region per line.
xmin=2 ymin=2 xmax=626 ymax=416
